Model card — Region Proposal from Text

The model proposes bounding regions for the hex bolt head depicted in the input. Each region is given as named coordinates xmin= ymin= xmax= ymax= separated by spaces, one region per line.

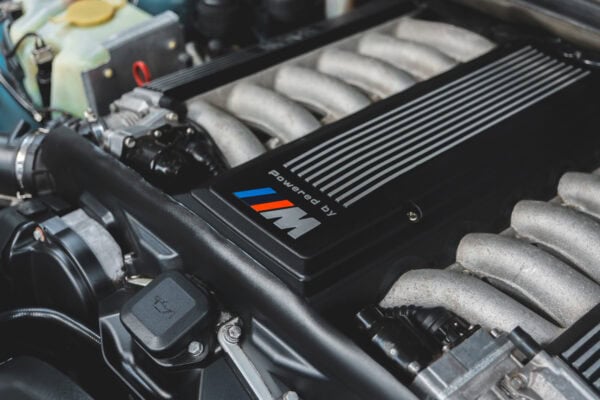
xmin=124 ymin=137 xmax=136 ymax=149
xmin=166 ymin=112 xmax=179 ymax=123
xmin=33 ymin=227 xmax=46 ymax=242
xmin=153 ymin=129 xmax=163 ymax=138
xmin=490 ymin=328 xmax=503 ymax=338
xmin=407 ymin=211 xmax=420 ymax=223
xmin=103 ymin=68 xmax=114 ymax=79
xmin=407 ymin=361 xmax=421 ymax=375
xmin=188 ymin=341 xmax=204 ymax=356
xmin=226 ymin=324 xmax=242 ymax=343
xmin=282 ymin=392 xmax=299 ymax=400
xmin=509 ymin=374 xmax=527 ymax=390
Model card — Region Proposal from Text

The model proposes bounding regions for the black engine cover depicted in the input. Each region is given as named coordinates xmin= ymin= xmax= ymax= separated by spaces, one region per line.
xmin=185 ymin=45 xmax=600 ymax=304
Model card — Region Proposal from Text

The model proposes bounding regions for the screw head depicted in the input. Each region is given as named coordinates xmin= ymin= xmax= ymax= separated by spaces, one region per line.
xmin=188 ymin=341 xmax=204 ymax=356
xmin=226 ymin=325 xmax=242 ymax=343
xmin=282 ymin=392 xmax=299 ymax=400
xmin=124 ymin=137 xmax=136 ymax=149
xmin=407 ymin=211 xmax=420 ymax=223
xmin=166 ymin=112 xmax=179 ymax=123
xmin=33 ymin=227 xmax=46 ymax=242
xmin=490 ymin=328 xmax=503 ymax=338
xmin=103 ymin=68 xmax=114 ymax=79
xmin=152 ymin=129 xmax=163 ymax=138
xmin=407 ymin=361 xmax=421 ymax=375
xmin=123 ymin=253 xmax=135 ymax=266
xmin=509 ymin=374 xmax=527 ymax=390
xmin=84 ymin=108 xmax=97 ymax=122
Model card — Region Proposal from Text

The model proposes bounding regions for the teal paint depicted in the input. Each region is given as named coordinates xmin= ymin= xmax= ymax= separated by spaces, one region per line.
xmin=0 ymin=22 xmax=35 ymax=133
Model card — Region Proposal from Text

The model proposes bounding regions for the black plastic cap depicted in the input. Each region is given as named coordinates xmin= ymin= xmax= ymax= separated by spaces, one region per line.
xmin=120 ymin=271 xmax=212 ymax=358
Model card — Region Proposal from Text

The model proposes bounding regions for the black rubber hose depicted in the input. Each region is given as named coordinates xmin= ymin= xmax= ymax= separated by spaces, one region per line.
xmin=0 ymin=143 xmax=17 ymax=194
xmin=0 ymin=308 xmax=101 ymax=347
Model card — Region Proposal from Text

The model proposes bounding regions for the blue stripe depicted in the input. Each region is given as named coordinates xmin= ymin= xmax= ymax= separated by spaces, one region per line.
xmin=234 ymin=187 xmax=276 ymax=199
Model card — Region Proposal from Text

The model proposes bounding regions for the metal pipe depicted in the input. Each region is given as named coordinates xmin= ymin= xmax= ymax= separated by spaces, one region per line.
xmin=273 ymin=65 xmax=371 ymax=123
xmin=186 ymin=100 xmax=266 ymax=167
xmin=457 ymin=233 xmax=600 ymax=328
xmin=380 ymin=269 xmax=562 ymax=344
xmin=226 ymin=82 xmax=321 ymax=144
xmin=558 ymin=172 xmax=600 ymax=220
xmin=316 ymin=49 xmax=416 ymax=99
xmin=357 ymin=33 xmax=458 ymax=81
xmin=393 ymin=18 xmax=496 ymax=62
xmin=511 ymin=200 xmax=600 ymax=284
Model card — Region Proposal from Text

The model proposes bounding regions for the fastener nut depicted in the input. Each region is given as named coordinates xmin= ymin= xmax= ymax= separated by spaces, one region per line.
xmin=407 ymin=211 xmax=420 ymax=223
xmin=282 ymin=392 xmax=299 ymax=400
xmin=166 ymin=112 xmax=179 ymax=122
xmin=188 ymin=341 xmax=204 ymax=356
xmin=124 ymin=137 xmax=136 ymax=149
xmin=103 ymin=68 xmax=114 ymax=79
xmin=226 ymin=325 xmax=242 ymax=343
xmin=33 ymin=227 xmax=46 ymax=242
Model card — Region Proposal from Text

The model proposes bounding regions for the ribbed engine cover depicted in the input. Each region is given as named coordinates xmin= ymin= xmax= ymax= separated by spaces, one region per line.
xmin=185 ymin=45 xmax=600 ymax=299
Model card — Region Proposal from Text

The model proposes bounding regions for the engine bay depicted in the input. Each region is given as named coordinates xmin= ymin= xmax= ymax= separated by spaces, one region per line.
xmin=0 ymin=1 xmax=599 ymax=399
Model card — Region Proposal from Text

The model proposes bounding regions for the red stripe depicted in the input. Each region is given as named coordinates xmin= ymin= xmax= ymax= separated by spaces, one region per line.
xmin=251 ymin=200 xmax=294 ymax=212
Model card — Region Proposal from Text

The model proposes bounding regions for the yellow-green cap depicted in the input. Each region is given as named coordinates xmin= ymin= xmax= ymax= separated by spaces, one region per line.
xmin=64 ymin=0 xmax=117 ymax=27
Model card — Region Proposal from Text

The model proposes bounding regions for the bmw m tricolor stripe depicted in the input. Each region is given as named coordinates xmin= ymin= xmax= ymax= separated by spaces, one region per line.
xmin=233 ymin=187 xmax=320 ymax=239
xmin=234 ymin=187 xmax=277 ymax=198
xmin=251 ymin=200 xmax=295 ymax=212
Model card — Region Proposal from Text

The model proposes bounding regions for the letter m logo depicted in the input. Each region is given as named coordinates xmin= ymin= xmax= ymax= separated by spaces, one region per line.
xmin=260 ymin=207 xmax=321 ymax=239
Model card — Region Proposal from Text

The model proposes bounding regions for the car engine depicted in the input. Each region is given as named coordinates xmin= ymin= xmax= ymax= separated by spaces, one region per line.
xmin=0 ymin=0 xmax=599 ymax=399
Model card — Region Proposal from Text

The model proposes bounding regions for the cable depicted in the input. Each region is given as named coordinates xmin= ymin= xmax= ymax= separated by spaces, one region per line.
xmin=4 ymin=31 xmax=44 ymax=59
xmin=0 ymin=69 xmax=43 ymax=121
xmin=0 ymin=308 xmax=101 ymax=347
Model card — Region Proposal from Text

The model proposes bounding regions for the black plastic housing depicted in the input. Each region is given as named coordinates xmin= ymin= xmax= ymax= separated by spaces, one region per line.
xmin=121 ymin=271 xmax=213 ymax=358
xmin=184 ymin=45 xmax=600 ymax=302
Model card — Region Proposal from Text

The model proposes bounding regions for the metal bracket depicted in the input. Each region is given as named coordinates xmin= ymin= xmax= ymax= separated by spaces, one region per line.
xmin=217 ymin=318 xmax=282 ymax=400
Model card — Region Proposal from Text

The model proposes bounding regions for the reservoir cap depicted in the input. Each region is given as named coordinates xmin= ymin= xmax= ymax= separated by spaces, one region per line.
xmin=64 ymin=0 xmax=123 ymax=27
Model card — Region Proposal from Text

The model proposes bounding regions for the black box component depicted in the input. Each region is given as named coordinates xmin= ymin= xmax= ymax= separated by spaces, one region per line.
xmin=184 ymin=45 xmax=600 ymax=300
xmin=121 ymin=271 xmax=212 ymax=358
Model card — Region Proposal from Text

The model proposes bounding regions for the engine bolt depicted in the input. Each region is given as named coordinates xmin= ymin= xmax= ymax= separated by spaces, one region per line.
xmin=33 ymin=226 xmax=46 ymax=242
xmin=153 ymin=129 xmax=163 ymax=138
xmin=490 ymin=328 xmax=503 ymax=338
xmin=407 ymin=361 xmax=421 ymax=375
xmin=123 ymin=253 xmax=135 ymax=266
xmin=188 ymin=341 xmax=204 ymax=356
xmin=509 ymin=374 xmax=527 ymax=390
xmin=226 ymin=324 xmax=242 ymax=343
xmin=407 ymin=211 xmax=420 ymax=223
xmin=282 ymin=392 xmax=299 ymax=400
xmin=166 ymin=112 xmax=179 ymax=123
xmin=124 ymin=137 xmax=136 ymax=149
xmin=103 ymin=68 xmax=114 ymax=79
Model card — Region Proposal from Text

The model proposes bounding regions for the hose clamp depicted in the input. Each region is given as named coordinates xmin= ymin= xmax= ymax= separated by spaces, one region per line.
xmin=14 ymin=134 xmax=36 ymax=191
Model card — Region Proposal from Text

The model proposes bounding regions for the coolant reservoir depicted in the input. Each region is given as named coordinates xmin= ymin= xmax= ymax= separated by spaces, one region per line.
xmin=10 ymin=0 xmax=152 ymax=116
